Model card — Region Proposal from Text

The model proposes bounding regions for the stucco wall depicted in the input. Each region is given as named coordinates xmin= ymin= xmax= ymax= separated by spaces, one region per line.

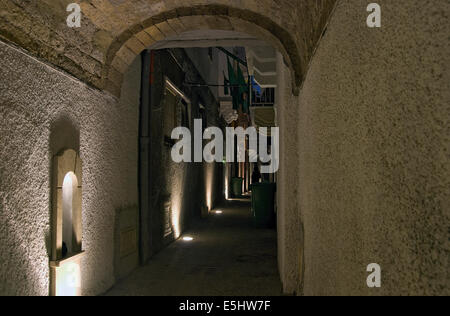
xmin=0 ymin=41 xmax=141 ymax=296
xmin=296 ymin=0 xmax=449 ymax=295
xmin=276 ymin=52 xmax=303 ymax=295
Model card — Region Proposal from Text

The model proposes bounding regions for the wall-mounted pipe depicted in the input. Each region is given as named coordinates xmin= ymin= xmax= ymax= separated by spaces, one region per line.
xmin=138 ymin=50 xmax=153 ymax=264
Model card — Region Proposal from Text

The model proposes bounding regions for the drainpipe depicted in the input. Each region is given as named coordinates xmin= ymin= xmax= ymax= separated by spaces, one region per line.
xmin=138 ymin=49 xmax=153 ymax=264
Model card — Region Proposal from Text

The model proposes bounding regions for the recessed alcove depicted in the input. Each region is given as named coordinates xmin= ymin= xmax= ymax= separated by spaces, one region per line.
xmin=50 ymin=149 xmax=83 ymax=296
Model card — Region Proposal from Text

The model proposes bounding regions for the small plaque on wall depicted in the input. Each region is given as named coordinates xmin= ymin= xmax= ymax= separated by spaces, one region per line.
xmin=164 ymin=201 xmax=173 ymax=238
xmin=120 ymin=227 xmax=137 ymax=258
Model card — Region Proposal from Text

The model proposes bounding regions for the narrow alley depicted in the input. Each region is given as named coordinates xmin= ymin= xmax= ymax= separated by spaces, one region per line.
xmin=106 ymin=198 xmax=282 ymax=296
xmin=0 ymin=0 xmax=447 ymax=298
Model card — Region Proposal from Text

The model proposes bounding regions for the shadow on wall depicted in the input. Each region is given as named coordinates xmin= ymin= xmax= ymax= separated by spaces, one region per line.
xmin=49 ymin=115 xmax=80 ymax=155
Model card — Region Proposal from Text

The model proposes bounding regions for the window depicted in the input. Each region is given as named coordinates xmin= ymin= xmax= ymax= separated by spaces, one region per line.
xmin=162 ymin=87 xmax=179 ymax=139
xmin=162 ymin=78 xmax=191 ymax=146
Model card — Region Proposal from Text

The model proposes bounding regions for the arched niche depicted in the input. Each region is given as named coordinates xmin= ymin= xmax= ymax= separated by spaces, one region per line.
xmin=50 ymin=149 xmax=83 ymax=296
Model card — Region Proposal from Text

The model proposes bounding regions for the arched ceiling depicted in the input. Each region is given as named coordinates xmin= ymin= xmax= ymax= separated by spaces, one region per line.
xmin=0 ymin=0 xmax=337 ymax=96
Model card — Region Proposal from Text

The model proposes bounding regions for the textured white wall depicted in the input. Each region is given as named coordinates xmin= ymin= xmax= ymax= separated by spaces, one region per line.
xmin=276 ymin=52 xmax=302 ymax=295
xmin=0 ymin=41 xmax=141 ymax=296
xmin=296 ymin=0 xmax=449 ymax=295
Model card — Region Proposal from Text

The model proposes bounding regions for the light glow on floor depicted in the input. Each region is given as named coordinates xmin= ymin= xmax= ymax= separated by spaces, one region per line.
xmin=56 ymin=262 xmax=81 ymax=296
xmin=182 ymin=236 xmax=194 ymax=241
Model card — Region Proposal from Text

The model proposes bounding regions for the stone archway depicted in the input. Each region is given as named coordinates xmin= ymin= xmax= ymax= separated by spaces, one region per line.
xmin=102 ymin=6 xmax=304 ymax=97
xmin=0 ymin=1 xmax=336 ymax=97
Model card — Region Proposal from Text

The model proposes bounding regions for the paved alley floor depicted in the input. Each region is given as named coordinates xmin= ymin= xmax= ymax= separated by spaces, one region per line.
xmin=105 ymin=198 xmax=282 ymax=296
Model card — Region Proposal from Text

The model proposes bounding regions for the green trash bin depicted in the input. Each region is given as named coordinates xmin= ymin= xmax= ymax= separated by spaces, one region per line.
xmin=251 ymin=182 xmax=276 ymax=228
xmin=231 ymin=177 xmax=244 ymax=198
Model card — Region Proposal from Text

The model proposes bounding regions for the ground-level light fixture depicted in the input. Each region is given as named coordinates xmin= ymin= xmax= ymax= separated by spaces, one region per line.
xmin=182 ymin=236 xmax=194 ymax=241
xmin=214 ymin=210 xmax=223 ymax=215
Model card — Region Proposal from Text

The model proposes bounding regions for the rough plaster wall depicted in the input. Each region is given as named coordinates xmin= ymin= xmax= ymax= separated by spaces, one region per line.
xmin=297 ymin=0 xmax=449 ymax=295
xmin=276 ymin=52 xmax=302 ymax=294
xmin=0 ymin=41 xmax=141 ymax=296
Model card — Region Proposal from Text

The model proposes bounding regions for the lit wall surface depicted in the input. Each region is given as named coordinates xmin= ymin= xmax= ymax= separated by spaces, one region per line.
xmin=279 ymin=0 xmax=449 ymax=295
xmin=0 ymin=43 xmax=141 ymax=295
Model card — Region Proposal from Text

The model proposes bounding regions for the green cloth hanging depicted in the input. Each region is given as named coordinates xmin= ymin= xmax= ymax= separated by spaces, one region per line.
xmin=237 ymin=65 xmax=247 ymax=95
xmin=237 ymin=64 xmax=249 ymax=113
xmin=223 ymin=72 xmax=230 ymax=95
xmin=227 ymin=57 xmax=240 ymax=110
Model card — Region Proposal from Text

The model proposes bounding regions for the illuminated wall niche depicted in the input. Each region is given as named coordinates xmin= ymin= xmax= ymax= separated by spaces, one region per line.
xmin=50 ymin=149 xmax=83 ymax=296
